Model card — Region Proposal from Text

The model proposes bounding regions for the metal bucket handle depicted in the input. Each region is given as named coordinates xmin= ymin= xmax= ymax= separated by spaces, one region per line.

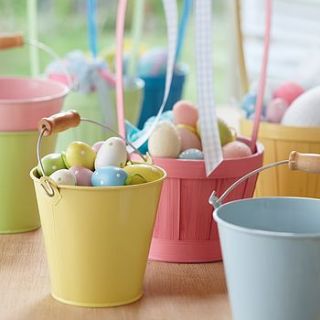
xmin=37 ymin=110 xmax=148 ymax=197
xmin=0 ymin=33 xmax=75 ymax=91
xmin=209 ymin=152 xmax=320 ymax=208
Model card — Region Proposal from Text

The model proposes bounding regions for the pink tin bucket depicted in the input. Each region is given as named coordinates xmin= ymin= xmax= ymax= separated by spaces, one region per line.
xmin=149 ymin=138 xmax=264 ymax=263
xmin=0 ymin=77 xmax=68 ymax=131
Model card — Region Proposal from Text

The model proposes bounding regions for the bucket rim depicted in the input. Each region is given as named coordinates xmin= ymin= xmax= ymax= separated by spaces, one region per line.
xmin=0 ymin=76 xmax=69 ymax=104
xmin=241 ymin=118 xmax=320 ymax=141
xmin=30 ymin=165 xmax=167 ymax=191
xmin=0 ymin=130 xmax=40 ymax=136
xmin=213 ymin=197 xmax=320 ymax=239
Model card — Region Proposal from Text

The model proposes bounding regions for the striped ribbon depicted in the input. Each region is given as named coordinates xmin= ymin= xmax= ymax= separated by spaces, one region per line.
xmin=195 ymin=0 xmax=223 ymax=176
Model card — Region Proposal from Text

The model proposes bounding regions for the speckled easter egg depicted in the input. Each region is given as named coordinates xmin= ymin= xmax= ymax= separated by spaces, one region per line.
xmin=124 ymin=164 xmax=163 ymax=185
xmin=95 ymin=137 xmax=127 ymax=169
xmin=69 ymin=166 xmax=93 ymax=186
xmin=223 ymin=141 xmax=252 ymax=159
xmin=281 ymin=86 xmax=320 ymax=127
xmin=50 ymin=169 xmax=76 ymax=186
xmin=148 ymin=121 xmax=181 ymax=158
xmin=177 ymin=126 xmax=202 ymax=152
xmin=173 ymin=100 xmax=198 ymax=126
xmin=273 ymin=82 xmax=304 ymax=105
xmin=37 ymin=153 xmax=66 ymax=176
xmin=65 ymin=141 xmax=96 ymax=170
xmin=266 ymin=98 xmax=288 ymax=123
xmin=179 ymin=148 xmax=204 ymax=160
xmin=92 ymin=141 xmax=104 ymax=153
xmin=91 ymin=166 xmax=128 ymax=187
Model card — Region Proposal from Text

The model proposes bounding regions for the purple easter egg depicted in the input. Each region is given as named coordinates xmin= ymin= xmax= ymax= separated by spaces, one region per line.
xmin=92 ymin=141 xmax=104 ymax=153
xmin=266 ymin=98 xmax=288 ymax=123
xmin=69 ymin=166 xmax=93 ymax=186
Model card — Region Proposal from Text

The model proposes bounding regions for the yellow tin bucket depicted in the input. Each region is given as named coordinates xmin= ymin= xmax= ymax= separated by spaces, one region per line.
xmin=240 ymin=119 xmax=320 ymax=197
xmin=30 ymin=111 xmax=166 ymax=307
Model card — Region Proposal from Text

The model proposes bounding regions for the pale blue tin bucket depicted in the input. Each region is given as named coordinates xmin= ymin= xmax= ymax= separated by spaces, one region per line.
xmin=210 ymin=152 xmax=320 ymax=320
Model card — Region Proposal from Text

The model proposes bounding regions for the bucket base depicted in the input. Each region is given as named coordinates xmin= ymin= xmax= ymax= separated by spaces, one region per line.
xmin=149 ymin=238 xmax=222 ymax=263
xmin=51 ymin=292 xmax=144 ymax=308
xmin=0 ymin=225 xmax=40 ymax=235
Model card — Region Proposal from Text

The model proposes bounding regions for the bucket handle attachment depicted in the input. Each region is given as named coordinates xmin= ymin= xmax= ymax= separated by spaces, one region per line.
xmin=209 ymin=151 xmax=320 ymax=208
xmin=37 ymin=110 xmax=148 ymax=197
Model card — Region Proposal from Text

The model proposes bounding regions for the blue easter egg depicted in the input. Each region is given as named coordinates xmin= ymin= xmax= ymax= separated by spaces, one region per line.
xmin=241 ymin=93 xmax=257 ymax=118
xmin=179 ymin=148 xmax=204 ymax=160
xmin=91 ymin=166 xmax=128 ymax=187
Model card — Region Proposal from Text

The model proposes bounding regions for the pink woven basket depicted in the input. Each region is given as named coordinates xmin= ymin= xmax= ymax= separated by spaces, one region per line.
xmin=149 ymin=137 xmax=264 ymax=263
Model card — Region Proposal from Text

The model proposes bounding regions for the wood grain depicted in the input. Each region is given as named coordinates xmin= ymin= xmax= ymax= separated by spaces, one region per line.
xmin=0 ymin=230 xmax=231 ymax=320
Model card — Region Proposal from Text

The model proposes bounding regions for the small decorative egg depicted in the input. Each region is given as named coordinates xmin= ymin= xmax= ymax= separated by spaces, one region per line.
xmin=217 ymin=118 xmax=235 ymax=146
xmin=91 ymin=166 xmax=128 ymax=187
xmin=179 ymin=148 xmax=204 ymax=160
xmin=266 ymin=98 xmax=288 ymax=123
xmin=124 ymin=164 xmax=163 ymax=185
xmin=281 ymin=86 xmax=320 ymax=127
xmin=92 ymin=141 xmax=104 ymax=153
xmin=65 ymin=141 xmax=96 ymax=170
xmin=37 ymin=153 xmax=66 ymax=176
xmin=241 ymin=92 xmax=257 ymax=118
xmin=223 ymin=141 xmax=252 ymax=159
xmin=173 ymin=101 xmax=198 ymax=126
xmin=69 ymin=166 xmax=93 ymax=186
xmin=177 ymin=126 xmax=202 ymax=152
xmin=95 ymin=137 xmax=127 ymax=169
xmin=148 ymin=121 xmax=181 ymax=158
xmin=197 ymin=118 xmax=235 ymax=146
xmin=273 ymin=82 xmax=304 ymax=105
xmin=50 ymin=169 xmax=76 ymax=186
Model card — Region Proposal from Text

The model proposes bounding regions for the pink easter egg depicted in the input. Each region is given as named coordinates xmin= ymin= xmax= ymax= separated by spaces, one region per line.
xmin=223 ymin=141 xmax=252 ymax=159
xmin=92 ymin=141 xmax=104 ymax=153
xmin=177 ymin=127 xmax=202 ymax=152
xmin=173 ymin=100 xmax=199 ymax=126
xmin=69 ymin=166 xmax=93 ymax=186
xmin=266 ymin=98 xmax=288 ymax=123
xmin=273 ymin=82 xmax=304 ymax=105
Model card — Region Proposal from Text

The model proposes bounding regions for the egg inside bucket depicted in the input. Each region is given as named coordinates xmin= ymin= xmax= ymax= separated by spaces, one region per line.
xmin=282 ymin=86 xmax=320 ymax=127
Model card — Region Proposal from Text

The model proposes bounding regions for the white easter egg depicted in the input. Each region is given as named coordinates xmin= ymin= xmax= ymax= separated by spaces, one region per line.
xmin=282 ymin=86 xmax=320 ymax=127
xmin=95 ymin=137 xmax=127 ymax=169
xmin=50 ymin=169 xmax=76 ymax=186
xmin=148 ymin=121 xmax=181 ymax=158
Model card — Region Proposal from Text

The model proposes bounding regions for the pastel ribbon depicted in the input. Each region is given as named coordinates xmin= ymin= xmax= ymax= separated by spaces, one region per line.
xmin=176 ymin=0 xmax=192 ymax=63
xmin=195 ymin=0 xmax=223 ymax=176
xmin=128 ymin=0 xmax=145 ymax=78
xmin=27 ymin=0 xmax=39 ymax=76
xmin=250 ymin=0 xmax=272 ymax=152
xmin=87 ymin=0 xmax=98 ymax=58
xmin=115 ymin=0 xmax=127 ymax=137
xmin=131 ymin=0 xmax=178 ymax=150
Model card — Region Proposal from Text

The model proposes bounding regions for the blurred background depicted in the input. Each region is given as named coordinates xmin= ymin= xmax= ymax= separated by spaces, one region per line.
xmin=1 ymin=0 xmax=320 ymax=104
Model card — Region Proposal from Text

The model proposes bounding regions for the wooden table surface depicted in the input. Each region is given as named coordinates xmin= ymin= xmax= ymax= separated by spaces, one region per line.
xmin=0 ymin=230 xmax=231 ymax=320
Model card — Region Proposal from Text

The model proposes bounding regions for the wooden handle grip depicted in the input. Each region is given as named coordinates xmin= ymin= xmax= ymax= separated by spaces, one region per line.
xmin=39 ymin=110 xmax=81 ymax=136
xmin=289 ymin=151 xmax=320 ymax=174
xmin=0 ymin=33 xmax=24 ymax=50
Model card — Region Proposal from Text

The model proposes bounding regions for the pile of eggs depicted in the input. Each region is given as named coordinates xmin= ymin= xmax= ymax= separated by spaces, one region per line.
xmin=242 ymin=81 xmax=320 ymax=127
xmin=148 ymin=100 xmax=252 ymax=160
xmin=38 ymin=138 xmax=163 ymax=187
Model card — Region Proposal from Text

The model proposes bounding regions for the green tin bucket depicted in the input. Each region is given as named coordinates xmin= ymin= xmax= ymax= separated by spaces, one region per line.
xmin=56 ymin=78 xmax=144 ymax=151
xmin=0 ymin=131 xmax=56 ymax=233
